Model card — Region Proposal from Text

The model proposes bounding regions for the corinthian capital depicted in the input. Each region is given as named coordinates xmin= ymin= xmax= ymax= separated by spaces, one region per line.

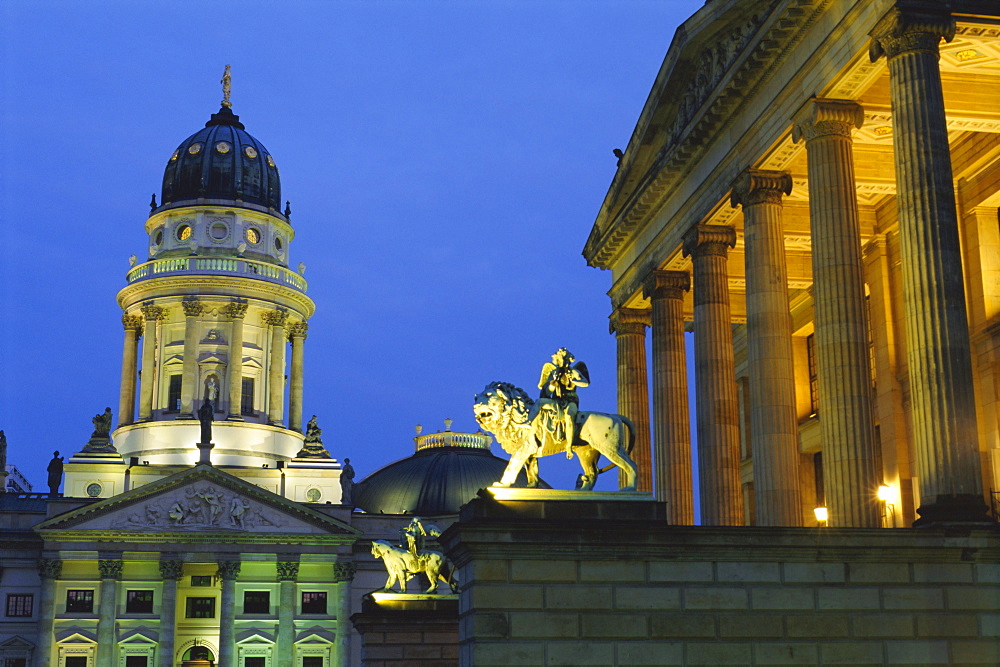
xmin=122 ymin=313 xmax=145 ymax=332
xmin=643 ymin=270 xmax=690 ymax=302
xmin=286 ymin=321 xmax=309 ymax=340
xmin=730 ymin=169 xmax=793 ymax=208
xmin=682 ymin=224 xmax=737 ymax=259
xmin=38 ymin=558 xmax=62 ymax=580
xmin=276 ymin=560 xmax=300 ymax=582
xmin=333 ymin=561 xmax=357 ymax=582
xmin=869 ymin=2 xmax=955 ymax=61
xmin=224 ymin=300 xmax=248 ymax=320
xmin=140 ymin=302 xmax=166 ymax=322
xmin=609 ymin=307 xmax=651 ymax=336
xmin=98 ymin=559 xmax=123 ymax=580
xmin=792 ymin=99 xmax=865 ymax=143
xmin=216 ymin=559 xmax=241 ymax=581
xmin=159 ymin=559 xmax=184 ymax=581
xmin=262 ymin=310 xmax=288 ymax=327
xmin=182 ymin=299 xmax=204 ymax=318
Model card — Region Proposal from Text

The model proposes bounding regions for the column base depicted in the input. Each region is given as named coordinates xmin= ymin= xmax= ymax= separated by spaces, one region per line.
xmin=179 ymin=413 xmax=195 ymax=419
xmin=226 ymin=415 xmax=245 ymax=422
xmin=913 ymin=494 xmax=991 ymax=527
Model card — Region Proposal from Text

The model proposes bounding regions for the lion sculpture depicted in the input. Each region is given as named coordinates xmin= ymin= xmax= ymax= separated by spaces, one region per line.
xmin=370 ymin=540 xmax=457 ymax=594
xmin=473 ymin=381 xmax=638 ymax=491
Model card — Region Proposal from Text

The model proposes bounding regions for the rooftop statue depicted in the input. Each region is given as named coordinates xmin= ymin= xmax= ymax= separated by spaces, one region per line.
xmin=47 ymin=451 xmax=64 ymax=496
xmin=474 ymin=349 xmax=638 ymax=491
xmin=296 ymin=415 xmax=332 ymax=458
xmin=80 ymin=408 xmax=118 ymax=455
xmin=371 ymin=518 xmax=456 ymax=594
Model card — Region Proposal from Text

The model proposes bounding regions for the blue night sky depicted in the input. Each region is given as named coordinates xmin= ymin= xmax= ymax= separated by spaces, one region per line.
xmin=1 ymin=1 xmax=704 ymax=496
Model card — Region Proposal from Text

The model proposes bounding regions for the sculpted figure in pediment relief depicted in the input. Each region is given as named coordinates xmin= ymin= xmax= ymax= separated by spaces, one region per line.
xmin=115 ymin=484 xmax=281 ymax=531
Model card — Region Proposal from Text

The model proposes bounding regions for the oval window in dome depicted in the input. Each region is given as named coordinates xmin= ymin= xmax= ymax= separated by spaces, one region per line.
xmin=188 ymin=143 xmax=202 ymax=155
xmin=210 ymin=222 xmax=229 ymax=241
xmin=153 ymin=229 xmax=164 ymax=246
xmin=177 ymin=224 xmax=192 ymax=242
xmin=266 ymin=154 xmax=275 ymax=168
xmin=245 ymin=227 xmax=260 ymax=245
xmin=244 ymin=146 xmax=258 ymax=159
xmin=306 ymin=488 xmax=322 ymax=502
xmin=170 ymin=150 xmax=179 ymax=162
xmin=274 ymin=236 xmax=283 ymax=251
xmin=216 ymin=141 xmax=231 ymax=154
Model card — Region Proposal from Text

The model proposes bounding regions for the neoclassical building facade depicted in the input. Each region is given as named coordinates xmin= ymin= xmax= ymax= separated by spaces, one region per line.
xmin=585 ymin=0 xmax=1000 ymax=528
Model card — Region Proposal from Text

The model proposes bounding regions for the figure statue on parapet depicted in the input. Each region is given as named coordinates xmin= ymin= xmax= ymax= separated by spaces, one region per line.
xmin=47 ymin=451 xmax=64 ymax=496
xmin=536 ymin=348 xmax=589 ymax=459
xmin=80 ymin=408 xmax=119 ymax=455
xmin=371 ymin=518 xmax=455 ymax=594
xmin=474 ymin=347 xmax=638 ymax=491
xmin=296 ymin=415 xmax=332 ymax=458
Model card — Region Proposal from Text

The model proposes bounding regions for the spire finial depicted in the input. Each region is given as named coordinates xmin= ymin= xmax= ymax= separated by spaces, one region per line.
xmin=221 ymin=65 xmax=232 ymax=109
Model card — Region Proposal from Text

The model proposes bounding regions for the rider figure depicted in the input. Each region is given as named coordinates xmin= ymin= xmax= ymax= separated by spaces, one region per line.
xmin=537 ymin=348 xmax=589 ymax=459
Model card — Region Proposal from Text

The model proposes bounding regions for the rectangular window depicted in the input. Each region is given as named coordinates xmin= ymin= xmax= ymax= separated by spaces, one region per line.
xmin=302 ymin=659 xmax=323 ymax=667
xmin=5 ymin=593 xmax=33 ymax=617
xmin=3 ymin=659 xmax=28 ymax=667
xmin=241 ymin=377 xmax=255 ymax=415
xmin=125 ymin=590 xmax=154 ymax=614
xmin=190 ymin=575 xmax=213 ymax=587
xmin=806 ymin=333 xmax=819 ymax=416
xmin=66 ymin=589 xmax=94 ymax=613
xmin=125 ymin=658 xmax=148 ymax=667
xmin=243 ymin=590 xmax=270 ymax=614
xmin=244 ymin=659 xmax=266 ymax=667
xmin=168 ymin=374 xmax=183 ymax=411
xmin=301 ymin=591 xmax=327 ymax=614
xmin=185 ymin=596 xmax=216 ymax=618
xmin=65 ymin=659 xmax=88 ymax=667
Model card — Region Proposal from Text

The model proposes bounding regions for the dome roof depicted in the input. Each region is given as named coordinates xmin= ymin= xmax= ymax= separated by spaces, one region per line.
xmin=353 ymin=429 xmax=548 ymax=515
xmin=161 ymin=106 xmax=281 ymax=211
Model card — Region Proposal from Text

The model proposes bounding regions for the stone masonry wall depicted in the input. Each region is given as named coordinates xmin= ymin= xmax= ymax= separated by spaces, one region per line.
xmin=441 ymin=493 xmax=1000 ymax=666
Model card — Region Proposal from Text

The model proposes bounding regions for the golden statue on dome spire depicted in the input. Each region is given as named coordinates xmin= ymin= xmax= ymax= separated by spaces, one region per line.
xmin=220 ymin=64 xmax=232 ymax=108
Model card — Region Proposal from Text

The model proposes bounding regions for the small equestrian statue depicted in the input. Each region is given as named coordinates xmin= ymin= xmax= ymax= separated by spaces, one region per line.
xmin=370 ymin=517 xmax=457 ymax=593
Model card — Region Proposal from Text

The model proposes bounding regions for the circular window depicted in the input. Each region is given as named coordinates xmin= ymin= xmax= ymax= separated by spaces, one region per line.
xmin=274 ymin=237 xmax=283 ymax=251
xmin=244 ymin=146 xmax=258 ymax=158
xmin=216 ymin=141 xmax=231 ymax=154
xmin=154 ymin=229 xmax=164 ymax=246
xmin=188 ymin=143 xmax=202 ymax=155
xmin=86 ymin=483 xmax=103 ymax=498
xmin=245 ymin=228 xmax=261 ymax=244
xmin=266 ymin=154 xmax=275 ymax=167
xmin=176 ymin=224 xmax=192 ymax=241
xmin=306 ymin=488 xmax=322 ymax=502
xmin=210 ymin=222 xmax=229 ymax=240
xmin=170 ymin=149 xmax=179 ymax=162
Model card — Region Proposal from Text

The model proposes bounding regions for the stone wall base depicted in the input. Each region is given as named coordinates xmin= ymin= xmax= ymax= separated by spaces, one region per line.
xmin=351 ymin=594 xmax=458 ymax=666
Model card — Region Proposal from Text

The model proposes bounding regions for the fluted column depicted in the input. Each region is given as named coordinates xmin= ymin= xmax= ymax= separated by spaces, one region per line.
xmin=333 ymin=562 xmax=357 ymax=667
xmin=138 ymin=303 xmax=166 ymax=420
xmin=264 ymin=310 xmax=288 ymax=426
xmin=36 ymin=558 xmax=61 ymax=667
xmin=871 ymin=3 xmax=987 ymax=524
xmin=683 ymin=224 xmax=744 ymax=526
xmin=118 ymin=314 xmax=144 ymax=426
xmin=276 ymin=560 xmax=300 ymax=667
xmin=216 ymin=559 xmax=241 ymax=667
xmin=158 ymin=558 xmax=183 ymax=667
xmin=643 ymin=270 xmax=693 ymax=523
xmin=731 ymin=169 xmax=802 ymax=526
xmin=793 ymin=98 xmax=881 ymax=527
xmin=180 ymin=299 xmax=204 ymax=418
xmin=287 ymin=322 xmax=308 ymax=433
xmin=609 ymin=308 xmax=652 ymax=492
xmin=225 ymin=301 xmax=249 ymax=420
xmin=96 ymin=558 xmax=123 ymax=667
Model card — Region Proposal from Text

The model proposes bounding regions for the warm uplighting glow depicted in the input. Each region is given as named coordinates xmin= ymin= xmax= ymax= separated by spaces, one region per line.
xmin=813 ymin=506 xmax=828 ymax=523
xmin=877 ymin=485 xmax=892 ymax=502
xmin=956 ymin=49 xmax=981 ymax=61
xmin=874 ymin=126 xmax=893 ymax=136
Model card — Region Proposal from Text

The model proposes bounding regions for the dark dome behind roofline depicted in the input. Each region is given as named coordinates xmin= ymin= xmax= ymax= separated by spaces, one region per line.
xmin=353 ymin=430 xmax=548 ymax=515
xmin=160 ymin=106 xmax=282 ymax=213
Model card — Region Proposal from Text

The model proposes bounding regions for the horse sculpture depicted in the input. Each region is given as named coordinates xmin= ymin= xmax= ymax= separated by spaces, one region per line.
xmin=370 ymin=540 xmax=457 ymax=593
xmin=473 ymin=381 xmax=638 ymax=491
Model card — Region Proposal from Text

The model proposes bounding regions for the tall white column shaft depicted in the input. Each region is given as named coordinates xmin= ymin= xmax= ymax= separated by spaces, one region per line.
xmin=288 ymin=322 xmax=308 ymax=433
xmin=180 ymin=299 xmax=204 ymax=418
xmin=226 ymin=301 xmax=248 ymax=420
xmin=732 ymin=169 xmax=803 ymax=526
xmin=217 ymin=560 xmax=240 ymax=667
xmin=265 ymin=310 xmax=287 ymax=426
xmin=794 ymin=99 xmax=881 ymax=528
xmin=96 ymin=559 xmax=122 ymax=667
xmin=119 ymin=315 xmax=143 ymax=426
xmin=36 ymin=559 xmax=61 ymax=667
xmin=610 ymin=308 xmax=652 ymax=492
xmin=276 ymin=560 xmax=299 ymax=667
xmin=138 ymin=304 xmax=164 ymax=420
xmin=158 ymin=559 xmax=183 ymax=667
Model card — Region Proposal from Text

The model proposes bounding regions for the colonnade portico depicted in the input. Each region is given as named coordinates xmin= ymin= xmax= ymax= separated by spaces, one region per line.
xmin=587 ymin=0 xmax=999 ymax=528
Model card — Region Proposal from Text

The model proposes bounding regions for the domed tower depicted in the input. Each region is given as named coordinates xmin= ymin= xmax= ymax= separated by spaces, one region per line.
xmin=64 ymin=80 xmax=338 ymax=501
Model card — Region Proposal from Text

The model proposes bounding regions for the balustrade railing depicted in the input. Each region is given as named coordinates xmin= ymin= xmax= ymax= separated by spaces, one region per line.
xmin=414 ymin=431 xmax=492 ymax=451
xmin=126 ymin=256 xmax=307 ymax=291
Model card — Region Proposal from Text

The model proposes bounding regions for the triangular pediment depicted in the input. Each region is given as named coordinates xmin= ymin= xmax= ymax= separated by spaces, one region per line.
xmin=119 ymin=628 xmax=158 ymax=644
xmin=35 ymin=464 xmax=360 ymax=544
xmin=0 ymin=635 xmax=34 ymax=648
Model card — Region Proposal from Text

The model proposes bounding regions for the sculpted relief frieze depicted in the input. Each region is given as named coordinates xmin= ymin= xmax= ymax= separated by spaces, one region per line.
xmin=113 ymin=484 xmax=282 ymax=531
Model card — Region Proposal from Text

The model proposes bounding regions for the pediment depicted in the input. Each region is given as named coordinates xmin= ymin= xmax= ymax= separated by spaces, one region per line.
xmin=55 ymin=630 xmax=96 ymax=644
xmin=236 ymin=631 xmax=275 ymax=644
xmin=119 ymin=628 xmax=158 ymax=644
xmin=295 ymin=627 xmax=335 ymax=644
xmin=0 ymin=635 xmax=34 ymax=648
xmin=36 ymin=464 xmax=360 ymax=543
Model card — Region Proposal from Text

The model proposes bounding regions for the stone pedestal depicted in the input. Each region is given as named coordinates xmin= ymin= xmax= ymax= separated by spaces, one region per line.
xmin=683 ymin=224 xmax=744 ymax=526
xmin=870 ymin=4 xmax=987 ymax=524
xmin=609 ymin=307 xmax=652 ymax=492
xmin=794 ymin=98 xmax=880 ymax=528
xmin=643 ymin=270 xmax=693 ymax=524
xmin=731 ymin=169 xmax=802 ymax=526
xmin=350 ymin=594 xmax=458 ymax=666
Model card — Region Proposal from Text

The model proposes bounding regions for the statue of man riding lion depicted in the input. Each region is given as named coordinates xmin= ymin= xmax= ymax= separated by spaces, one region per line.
xmin=474 ymin=348 xmax=639 ymax=491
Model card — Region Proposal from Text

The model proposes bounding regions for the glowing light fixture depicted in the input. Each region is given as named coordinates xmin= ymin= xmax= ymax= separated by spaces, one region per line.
xmin=877 ymin=485 xmax=892 ymax=502
xmin=956 ymin=49 xmax=981 ymax=62
xmin=813 ymin=506 xmax=828 ymax=523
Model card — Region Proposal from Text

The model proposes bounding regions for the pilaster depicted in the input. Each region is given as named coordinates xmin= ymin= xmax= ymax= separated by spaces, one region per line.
xmin=333 ymin=561 xmax=357 ymax=667
xmin=96 ymin=558 xmax=123 ymax=667
xmin=158 ymin=558 xmax=183 ymax=667
xmin=276 ymin=559 xmax=299 ymax=667
xmin=609 ymin=307 xmax=652 ymax=492
xmin=871 ymin=3 xmax=987 ymax=524
xmin=731 ymin=168 xmax=802 ymax=526
xmin=216 ymin=559 xmax=241 ymax=667
xmin=683 ymin=224 xmax=744 ymax=525
xmin=793 ymin=98 xmax=880 ymax=528
xmin=643 ymin=269 xmax=693 ymax=523
xmin=36 ymin=558 xmax=62 ymax=667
